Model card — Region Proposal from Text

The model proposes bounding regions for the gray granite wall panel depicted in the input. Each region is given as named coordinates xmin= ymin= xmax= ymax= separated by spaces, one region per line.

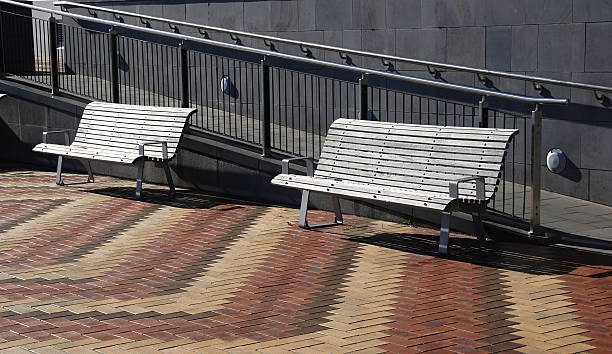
xmin=446 ymin=27 xmax=485 ymax=67
xmin=525 ymin=0 xmax=572 ymax=24
xmin=573 ymin=0 xmax=612 ymax=23
xmin=585 ymin=22 xmax=612 ymax=72
xmin=538 ymin=24 xmax=585 ymax=73
xmin=352 ymin=0 xmax=386 ymax=30
xmin=483 ymin=0 xmax=526 ymax=26
xmin=511 ymin=25 xmax=538 ymax=72
xmin=422 ymin=0 xmax=483 ymax=28
xmin=386 ymin=0 xmax=420 ymax=29
xmin=315 ymin=0 xmax=352 ymax=30
xmin=486 ymin=26 xmax=512 ymax=71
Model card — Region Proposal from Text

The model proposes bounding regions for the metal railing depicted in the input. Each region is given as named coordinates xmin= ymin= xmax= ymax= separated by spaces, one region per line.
xmin=0 ymin=0 xmax=597 ymax=237
xmin=55 ymin=0 xmax=612 ymax=102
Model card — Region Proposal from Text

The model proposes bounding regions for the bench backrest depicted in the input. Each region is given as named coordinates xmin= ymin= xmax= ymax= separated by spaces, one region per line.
xmin=72 ymin=102 xmax=196 ymax=160
xmin=316 ymin=119 xmax=518 ymax=200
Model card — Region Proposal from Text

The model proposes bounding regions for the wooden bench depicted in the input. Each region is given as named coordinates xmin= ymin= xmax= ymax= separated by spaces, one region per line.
xmin=33 ymin=101 xmax=196 ymax=198
xmin=271 ymin=119 xmax=518 ymax=254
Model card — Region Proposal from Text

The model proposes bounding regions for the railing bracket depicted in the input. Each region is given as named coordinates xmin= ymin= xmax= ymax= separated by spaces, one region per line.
xmin=87 ymin=9 xmax=97 ymax=17
xmin=382 ymin=58 xmax=395 ymax=72
xmin=140 ymin=17 xmax=150 ymax=28
xmin=113 ymin=13 xmax=123 ymax=22
xmin=300 ymin=45 xmax=313 ymax=58
xmin=168 ymin=23 xmax=178 ymax=33
xmin=230 ymin=33 xmax=242 ymax=45
xmin=477 ymin=73 xmax=488 ymax=84
xmin=264 ymin=39 xmax=276 ymax=52
xmin=533 ymin=82 xmax=544 ymax=92
xmin=595 ymin=90 xmax=606 ymax=102
xmin=339 ymin=52 xmax=353 ymax=65
xmin=198 ymin=28 xmax=209 ymax=39
xmin=427 ymin=65 xmax=441 ymax=78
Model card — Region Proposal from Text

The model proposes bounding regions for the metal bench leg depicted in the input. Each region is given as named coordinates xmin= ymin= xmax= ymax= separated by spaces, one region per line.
xmin=81 ymin=159 xmax=94 ymax=183
xmin=472 ymin=204 xmax=488 ymax=242
xmin=135 ymin=160 xmax=144 ymax=199
xmin=298 ymin=191 xmax=343 ymax=229
xmin=55 ymin=156 xmax=64 ymax=186
xmin=163 ymin=163 xmax=175 ymax=197
xmin=439 ymin=212 xmax=451 ymax=254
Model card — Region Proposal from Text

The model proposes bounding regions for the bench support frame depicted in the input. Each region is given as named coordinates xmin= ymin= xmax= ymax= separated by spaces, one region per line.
xmin=135 ymin=160 xmax=175 ymax=200
xmin=135 ymin=141 xmax=175 ymax=199
xmin=439 ymin=203 xmax=488 ymax=254
xmin=298 ymin=190 xmax=343 ymax=229
xmin=282 ymin=157 xmax=344 ymax=229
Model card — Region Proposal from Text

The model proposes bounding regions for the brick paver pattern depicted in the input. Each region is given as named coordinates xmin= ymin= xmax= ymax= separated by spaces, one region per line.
xmin=0 ymin=168 xmax=610 ymax=353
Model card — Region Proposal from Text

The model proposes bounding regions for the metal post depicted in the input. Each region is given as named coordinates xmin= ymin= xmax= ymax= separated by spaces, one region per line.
xmin=109 ymin=27 xmax=119 ymax=103
xmin=478 ymin=96 xmax=488 ymax=128
xmin=48 ymin=16 xmax=60 ymax=94
xmin=359 ymin=74 xmax=368 ymax=120
xmin=260 ymin=56 xmax=271 ymax=157
xmin=529 ymin=104 xmax=542 ymax=237
xmin=180 ymin=41 xmax=189 ymax=108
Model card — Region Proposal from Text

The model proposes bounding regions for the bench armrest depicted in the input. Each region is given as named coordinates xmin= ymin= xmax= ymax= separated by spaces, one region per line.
xmin=139 ymin=140 xmax=168 ymax=160
xmin=42 ymin=130 xmax=70 ymax=145
xmin=449 ymin=176 xmax=485 ymax=201
xmin=282 ymin=157 xmax=314 ymax=177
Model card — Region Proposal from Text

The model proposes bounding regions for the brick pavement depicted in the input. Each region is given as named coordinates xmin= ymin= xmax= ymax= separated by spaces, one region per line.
xmin=0 ymin=168 xmax=610 ymax=353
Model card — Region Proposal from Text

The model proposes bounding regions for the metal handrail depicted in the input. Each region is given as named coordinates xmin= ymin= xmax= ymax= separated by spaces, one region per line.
xmin=0 ymin=0 xmax=566 ymax=105
xmin=54 ymin=0 xmax=612 ymax=96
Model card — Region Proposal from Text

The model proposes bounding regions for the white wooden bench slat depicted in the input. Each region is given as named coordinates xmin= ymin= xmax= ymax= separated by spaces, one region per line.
xmin=337 ymin=119 xmax=517 ymax=136
xmin=71 ymin=136 xmax=179 ymax=154
xmin=69 ymin=143 xmax=168 ymax=159
xmin=313 ymin=170 xmax=493 ymax=197
xmin=276 ymin=173 xmax=485 ymax=200
xmin=79 ymin=121 xmax=184 ymax=133
xmin=322 ymin=142 xmax=505 ymax=163
xmin=273 ymin=175 xmax=451 ymax=210
xmin=271 ymin=118 xmax=518 ymax=254
xmin=332 ymin=123 xmax=515 ymax=142
xmin=320 ymin=150 xmax=504 ymax=172
xmin=324 ymin=136 xmax=507 ymax=157
xmin=80 ymin=113 xmax=188 ymax=126
xmin=326 ymin=131 xmax=510 ymax=149
xmin=34 ymin=144 xmax=140 ymax=163
xmin=317 ymin=158 xmax=501 ymax=180
xmin=87 ymin=102 xmax=194 ymax=114
xmin=314 ymin=166 xmax=498 ymax=196
xmin=77 ymin=128 xmax=181 ymax=142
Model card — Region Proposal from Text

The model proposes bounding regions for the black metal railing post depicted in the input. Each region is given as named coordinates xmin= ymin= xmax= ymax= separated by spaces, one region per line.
xmin=359 ymin=74 xmax=368 ymax=120
xmin=48 ymin=16 xmax=60 ymax=94
xmin=109 ymin=27 xmax=119 ymax=103
xmin=260 ymin=56 xmax=271 ymax=157
xmin=478 ymin=96 xmax=488 ymax=128
xmin=180 ymin=41 xmax=189 ymax=108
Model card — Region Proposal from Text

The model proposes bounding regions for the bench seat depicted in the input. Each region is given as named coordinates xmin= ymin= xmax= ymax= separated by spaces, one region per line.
xmin=273 ymin=174 xmax=455 ymax=210
xmin=32 ymin=101 xmax=196 ymax=198
xmin=33 ymin=143 xmax=143 ymax=164
xmin=271 ymin=118 xmax=518 ymax=254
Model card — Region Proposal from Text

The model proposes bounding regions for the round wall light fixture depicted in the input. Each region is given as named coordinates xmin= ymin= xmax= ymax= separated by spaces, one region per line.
xmin=546 ymin=148 xmax=566 ymax=174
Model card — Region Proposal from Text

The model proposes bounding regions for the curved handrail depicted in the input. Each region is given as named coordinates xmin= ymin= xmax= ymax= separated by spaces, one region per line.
xmin=54 ymin=0 xmax=612 ymax=96
xmin=0 ymin=0 xmax=566 ymax=105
